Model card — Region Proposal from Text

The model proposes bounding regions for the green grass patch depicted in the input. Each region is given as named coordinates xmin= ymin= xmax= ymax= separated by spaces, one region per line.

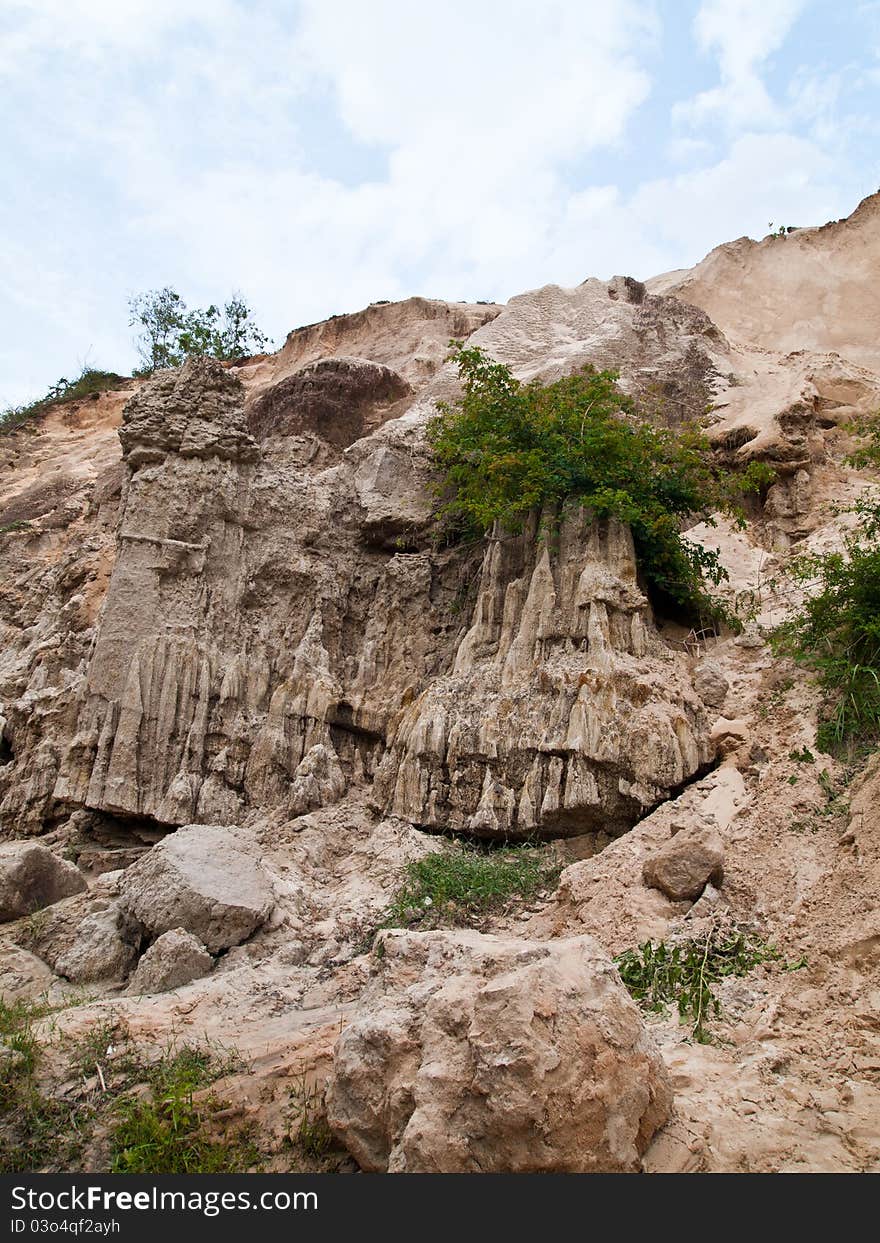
xmin=0 ymin=1007 xmax=258 ymax=1174
xmin=614 ymin=929 xmax=800 ymax=1043
xmin=385 ymin=840 xmax=561 ymax=929
xmin=0 ymin=999 xmax=46 ymax=1108
xmin=109 ymin=1046 xmax=259 ymax=1174
xmin=285 ymin=1072 xmax=334 ymax=1161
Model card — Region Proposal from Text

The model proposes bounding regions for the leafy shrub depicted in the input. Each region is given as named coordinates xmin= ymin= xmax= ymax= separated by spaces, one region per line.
xmin=129 ymin=287 xmax=269 ymax=373
xmin=386 ymin=840 xmax=560 ymax=928
xmin=773 ymin=542 xmax=880 ymax=754
xmin=773 ymin=414 xmax=880 ymax=755
xmin=428 ymin=344 xmax=772 ymax=626
xmin=1 ymin=368 xmax=126 ymax=434
xmin=615 ymin=930 xmax=791 ymax=1043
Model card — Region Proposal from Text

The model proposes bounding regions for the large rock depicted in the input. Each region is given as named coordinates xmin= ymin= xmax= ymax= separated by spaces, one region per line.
xmin=118 ymin=825 xmax=274 ymax=953
xmin=326 ymin=929 xmax=672 ymax=1173
xmin=127 ymin=928 xmax=214 ymax=995
xmin=642 ymin=824 xmax=725 ymax=902
xmin=0 ymin=841 xmax=87 ymax=922
xmin=53 ymin=904 xmax=138 ymax=983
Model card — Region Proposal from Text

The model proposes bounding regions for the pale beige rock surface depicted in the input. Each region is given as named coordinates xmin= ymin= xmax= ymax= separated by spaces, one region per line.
xmin=327 ymin=929 xmax=672 ymax=1172
xmin=127 ymin=927 xmax=213 ymax=995
xmin=118 ymin=825 xmax=274 ymax=952
xmin=0 ymin=840 xmax=86 ymax=921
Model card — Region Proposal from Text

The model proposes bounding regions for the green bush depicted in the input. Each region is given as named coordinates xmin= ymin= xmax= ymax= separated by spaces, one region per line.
xmin=129 ymin=287 xmax=269 ymax=373
xmin=428 ymin=344 xmax=771 ymax=626
xmin=773 ymin=413 xmax=880 ymax=755
xmin=1 ymin=367 xmax=125 ymax=434
xmin=773 ymin=542 xmax=880 ymax=754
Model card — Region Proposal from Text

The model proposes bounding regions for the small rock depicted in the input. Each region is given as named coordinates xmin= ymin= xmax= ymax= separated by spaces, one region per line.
xmin=0 ymin=842 xmax=87 ymax=923
xmin=127 ymin=928 xmax=213 ymax=995
xmin=694 ymin=660 xmax=729 ymax=709
xmin=0 ymin=1039 xmax=29 ymax=1075
xmin=0 ymin=941 xmax=56 ymax=1002
xmin=686 ymin=882 xmax=725 ymax=920
xmin=642 ymin=826 xmax=725 ymax=902
xmin=288 ymin=744 xmax=346 ymax=817
xmin=710 ymin=717 xmax=750 ymax=755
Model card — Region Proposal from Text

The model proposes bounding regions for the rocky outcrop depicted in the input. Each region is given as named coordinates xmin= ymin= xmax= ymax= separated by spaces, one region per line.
xmin=37 ymin=288 xmax=718 ymax=842
xmin=7 ymin=271 xmax=877 ymax=846
xmin=247 ymin=356 xmax=412 ymax=454
xmin=118 ymin=825 xmax=274 ymax=952
xmin=0 ymin=841 xmax=86 ymax=921
xmin=327 ymin=929 xmax=672 ymax=1172
xmin=373 ymin=509 xmax=710 ymax=837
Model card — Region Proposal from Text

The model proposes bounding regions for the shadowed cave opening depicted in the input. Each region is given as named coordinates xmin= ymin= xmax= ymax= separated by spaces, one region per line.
xmin=63 ymin=806 xmax=179 ymax=874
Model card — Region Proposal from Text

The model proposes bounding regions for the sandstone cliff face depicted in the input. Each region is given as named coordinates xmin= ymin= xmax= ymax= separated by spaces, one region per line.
xmin=0 ymin=283 xmax=733 ymax=843
xmin=4 ymin=251 xmax=880 ymax=844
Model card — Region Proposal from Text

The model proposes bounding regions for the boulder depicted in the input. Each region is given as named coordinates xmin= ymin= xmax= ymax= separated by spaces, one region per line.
xmin=0 ymin=940 xmax=56 ymax=1002
xmin=694 ymin=660 xmax=729 ymax=709
xmin=118 ymin=825 xmax=274 ymax=953
xmin=0 ymin=841 xmax=87 ymax=922
xmin=326 ymin=929 xmax=672 ymax=1173
xmin=642 ymin=825 xmax=725 ymax=902
xmin=53 ymin=904 xmax=138 ymax=983
xmin=127 ymin=928 xmax=213 ymax=995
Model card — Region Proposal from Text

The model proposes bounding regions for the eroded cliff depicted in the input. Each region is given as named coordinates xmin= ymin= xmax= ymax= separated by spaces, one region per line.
xmin=2 ymin=198 xmax=880 ymax=1174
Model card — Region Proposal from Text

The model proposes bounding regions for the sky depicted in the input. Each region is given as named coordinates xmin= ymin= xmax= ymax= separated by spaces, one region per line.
xmin=2 ymin=0 xmax=880 ymax=405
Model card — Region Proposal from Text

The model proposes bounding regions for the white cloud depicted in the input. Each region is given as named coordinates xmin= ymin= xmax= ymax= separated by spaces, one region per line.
xmin=676 ymin=0 xmax=807 ymax=128
xmin=0 ymin=0 xmax=872 ymax=404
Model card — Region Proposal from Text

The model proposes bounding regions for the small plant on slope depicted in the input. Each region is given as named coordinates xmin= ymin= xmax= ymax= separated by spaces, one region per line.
xmin=110 ymin=1045 xmax=258 ymax=1174
xmin=614 ymin=929 xmax=793 ymax=1043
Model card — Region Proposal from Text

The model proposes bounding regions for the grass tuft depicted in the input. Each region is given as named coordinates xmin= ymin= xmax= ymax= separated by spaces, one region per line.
xmin=0 ymin=1006 xmax=259 ymax=1174
xmin=385 ymin=840 xmax=561 ymax=930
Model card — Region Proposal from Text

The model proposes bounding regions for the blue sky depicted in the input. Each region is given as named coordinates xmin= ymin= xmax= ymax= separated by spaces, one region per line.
xmin=2 ymin=0 xmax=879 ymax=405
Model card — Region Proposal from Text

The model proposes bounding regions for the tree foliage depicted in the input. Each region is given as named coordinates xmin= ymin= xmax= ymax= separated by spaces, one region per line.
xmin=129 ymin=287 xmax=269 ymax=373
xmin=428 ymin=344 xmax=771 ymax=626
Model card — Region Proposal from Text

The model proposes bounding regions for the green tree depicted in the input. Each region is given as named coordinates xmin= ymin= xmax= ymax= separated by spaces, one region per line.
xmin=129 ymin=287 xmax=269 ymax=373
xmin=428 ymin=344 xmax=772 ymax=626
